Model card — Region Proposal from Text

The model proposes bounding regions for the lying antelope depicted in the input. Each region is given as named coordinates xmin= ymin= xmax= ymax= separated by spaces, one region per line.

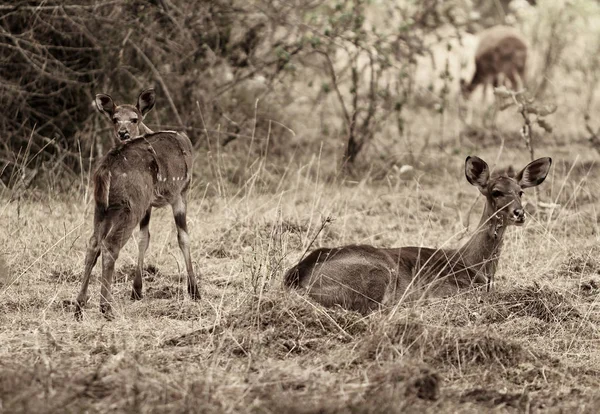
xmin=284 ymin=156 xmax=551 ymax=314
xmin=460 ymin=25 xmax=527 ymax=100
xmin=75 ymin=89 xmax=199 ymax=319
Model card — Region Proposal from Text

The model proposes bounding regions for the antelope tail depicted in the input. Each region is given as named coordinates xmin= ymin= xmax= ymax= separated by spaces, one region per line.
xmin=93 ymin=165 xmax=111 ymax=210
xmin=283 ymin=249 xmax=328 ymax=289
xmin=283 ymin=266 xmax=302 ymax=289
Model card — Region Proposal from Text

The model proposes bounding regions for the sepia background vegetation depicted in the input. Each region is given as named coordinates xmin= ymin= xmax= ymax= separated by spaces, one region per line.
xmin=2 ymin=0 xmax=600 ymax=412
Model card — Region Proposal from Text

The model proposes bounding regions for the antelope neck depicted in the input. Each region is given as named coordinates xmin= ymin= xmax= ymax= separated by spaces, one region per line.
xmin=139 ymin=123 xmax=154 ymax=135
xmin=456 ymin=201 xmax=506 ymax=279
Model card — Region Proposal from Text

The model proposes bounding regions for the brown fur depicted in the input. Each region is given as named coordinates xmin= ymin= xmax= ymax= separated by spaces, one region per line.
xmin=284 ymin=156 xmax=552 ymax=314
xmin=284 ymin=245 xmax=478 ymax=314
xmin=93 ymin=165 xmax=111 ymax=210
xmin=461 ymin=25 xmax=528 ymax=99
xmin=75 ymin=90 xmax=199 ymax=320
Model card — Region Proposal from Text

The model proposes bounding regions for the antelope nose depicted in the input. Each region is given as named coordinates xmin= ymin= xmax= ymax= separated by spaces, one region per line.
xmin=513 ymin=208 xmax=525 ymax=220
xmin=118 ymin=130 xmax=129 ymax=139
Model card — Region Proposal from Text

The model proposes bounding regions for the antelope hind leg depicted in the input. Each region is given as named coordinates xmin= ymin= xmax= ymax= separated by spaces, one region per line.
xmin=132 ymin=208 xmax=152 ymax=300
xmin=172 ymin=195 xmax=200 ymax=300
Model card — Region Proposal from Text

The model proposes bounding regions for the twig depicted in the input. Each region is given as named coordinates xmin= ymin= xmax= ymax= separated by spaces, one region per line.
xmin=299 ymin=216 xmax=333 ymax=263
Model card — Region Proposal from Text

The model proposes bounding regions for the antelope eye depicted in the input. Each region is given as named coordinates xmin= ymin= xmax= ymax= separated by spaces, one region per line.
xmin=132 ymin=118 xmax=138 ymax=124
xmin=491 ymin=190 xmax=503 ymax=197
xmin=112 ymin=118 xmax=118 ymax=124
xmin=519 ymin=191 xmax=524 ymax=197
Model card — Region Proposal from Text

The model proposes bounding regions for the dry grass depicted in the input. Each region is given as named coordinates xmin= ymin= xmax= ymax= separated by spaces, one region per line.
xmin=1 ymin=134 xmax=600 ymax=412
xmin=3 ymin=0 xmax=600 ymax=411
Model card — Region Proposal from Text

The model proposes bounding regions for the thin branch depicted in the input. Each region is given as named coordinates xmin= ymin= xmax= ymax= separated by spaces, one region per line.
xmin=319 ymin=50 xmax=351 ymax=127
xmin=0 ymin=2 xmax=121 ymax=11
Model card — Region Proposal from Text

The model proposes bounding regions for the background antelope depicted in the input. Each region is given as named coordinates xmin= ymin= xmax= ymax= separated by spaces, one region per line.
xmin=460 ymin=25 xmax=528 ymax=100
xmin=75 ymin=89 xmax=199 ymax=319
xmin=284 ymin=156 xmax=552 ymax=314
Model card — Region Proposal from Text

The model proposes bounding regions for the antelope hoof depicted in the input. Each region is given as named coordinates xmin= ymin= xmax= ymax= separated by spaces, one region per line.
xmin=131 ymin=288 xmax=143 ymax=301
xmin=99 ymin=303 xmax=114 ymax=320
xmin=74 ymin=296 xmax=87 ymax=321
xmin=188 ymin=284 xmax=200 ymax=301
xmin=74 ymin=304 xmax=84 ymax=321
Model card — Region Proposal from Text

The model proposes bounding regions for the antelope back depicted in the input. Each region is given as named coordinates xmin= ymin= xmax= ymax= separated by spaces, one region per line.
xmin=144 ymin=131 xmax=194 ymax=206
xmin=475 ymin=26 xmax=526 ymax=59
xmin=93 ymin=138 xmax=159 ymax=220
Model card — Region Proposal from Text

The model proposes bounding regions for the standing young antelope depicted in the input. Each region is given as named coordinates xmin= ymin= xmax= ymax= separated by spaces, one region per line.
xmin=284 ymin=156 xmax=552 ymax=314
xmin=75 ymin=89 xmax=199 ymax=319
xmin=460 ymin=25 xmax=527 ymax=100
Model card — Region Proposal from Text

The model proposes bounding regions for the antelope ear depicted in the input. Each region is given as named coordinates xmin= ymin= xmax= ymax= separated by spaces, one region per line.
xmin=465 ymin=156 xmax=490 ymax=192
xmin=95 ymin=94 xmax=115 ymax=118
xmin=516 ymin=157 xmax=552 ymax=188
xmin=137 ymin=88 xmax=155 ymax=117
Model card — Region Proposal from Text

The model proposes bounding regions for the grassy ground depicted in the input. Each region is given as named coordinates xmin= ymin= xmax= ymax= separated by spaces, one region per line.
xmin=1 ymin=127 xmax=600 ymax=413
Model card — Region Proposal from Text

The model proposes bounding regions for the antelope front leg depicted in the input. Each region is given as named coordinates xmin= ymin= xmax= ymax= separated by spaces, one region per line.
xmin=172 ymin=196 xmax=200 ymax=300
xmin=99 ymin=220 xmax=135 ymax=319
xmin=99 ymin=243 xmax=120 ymax=319
xmin=132 ymin=208 xmax=152 ymax=300
xmin=75 ymin=234 xmax=101 ymax=320
xmin=480 ymin=82 xmax=488 ymax=104
xmin=507 ymin=71 xmax=520 ymax=92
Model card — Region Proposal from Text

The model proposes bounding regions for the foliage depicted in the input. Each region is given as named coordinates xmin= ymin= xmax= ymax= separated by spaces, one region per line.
xmin=1 ymin=0 xmax=600 ymax=190
xmin=0 ymin=0 xmax=472 ymax=189
xmin=494 ymin=86 xmax=556 ymax=161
